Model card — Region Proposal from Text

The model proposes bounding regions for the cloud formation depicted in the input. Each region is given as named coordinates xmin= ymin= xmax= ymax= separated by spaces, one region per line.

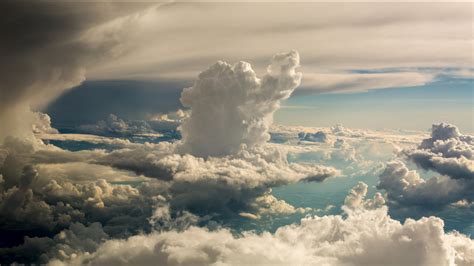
xmin=49 ymin=182 xmax=474 ymax=266
xmin=178 ymin=51 xmax=302 ymax=157
xmin=78 ymin=114 xmax=154 ymax=137
xmin=378 ymin=123 xmax=474 ymax=209
xmin=404 ymin=123 xmax=473 ymax=180
xmin=0 ymin=2 xmax=152 ymax=142
xmin=88 ymin=2 xmax=472 ymax=93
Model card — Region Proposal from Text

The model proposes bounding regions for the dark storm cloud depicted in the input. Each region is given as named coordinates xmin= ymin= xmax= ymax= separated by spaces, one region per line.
xmin=45 ymin=80 xmax=184 ymax=127
xmin=0 ymin=1 xmax=153 ymax=140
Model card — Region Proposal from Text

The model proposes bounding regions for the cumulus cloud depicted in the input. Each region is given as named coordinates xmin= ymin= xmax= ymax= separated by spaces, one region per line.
xmin=95 ymin=143 xmax=338 ymax=217
xmin=271 ymin=123 xmax=423 ymax=178
xmin=404 ymin=123 xmax=473 ymax=180
xmin=378 ymin=160 xmax=473 ymax=209
xmin=378 ymin=123 xmax=474 ymax=209
xmin=298 ymin=131 xmax=328 ymax=143
xmin=0 ymin=222 xmax=108 ymax=264
xmin=343 ymin=181 xmax=385 ymax=210
xmin=0 ymin=139 xmax=163 ymax=243
xmin=148 ymin=109 xmax=188 ymax=132
xmin=0 ymin=50 xmax=343 ymax=264
xmin=178 ymin=50 xmax=302 ymax=157
xmin=78 ymin=114 xmax=156 ymax=137
xmin=48 ymin=182 xmax=474 ymax=266
xmin=32 ymin=112 xmax=59 ymax=134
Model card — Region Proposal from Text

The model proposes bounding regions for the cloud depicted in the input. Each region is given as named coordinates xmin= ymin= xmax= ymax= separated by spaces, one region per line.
xmin=45 ymin=80 xmax=185 ymax=128
xmin=377 ymin=123 xmax=473 ymax=209
xmin=48 ymin=182 xmax=474 ymax=266
xmin=378 ymin=160 xmax=472 ymax=208
xmin=299 ymin=71 xmax=434 ymax=94
xmin=404 ymin=123 xmax=473 ymax=180
xmin=271 ymin=123 xmax=425 ymax=178
xmin=0 ymin=119 xmax=471 ymax=264
xmin=0 ymin=222 xmax=108 ymax=264
xmin=32 ymin=113 xmax=59 ymax=134
xmin=374 ymin=123 xmax=473 ymax=211
xmin=148 ymin=109 xmax=188 ymax=132
xmin=88 ymin=2 xmax=471 ymax=91
xmin=0 ymin=2 xmax=153 ymax=142
xmin=36 ymin=133 xmax=134 ymax=148
xmin=0 ymin=139 xmax=163 ymax=244
xmin=343 ymin=181 xmax=385 ymax=210
xmin=177 ymin=50 xmax=302 ymax=157
xmin=298 ymin=131 xmax=328 ymax=143
xmin=95 ymin=142 xmax=338 ymax=216
xmin=78 ymin=114 xmax=155 ymax=137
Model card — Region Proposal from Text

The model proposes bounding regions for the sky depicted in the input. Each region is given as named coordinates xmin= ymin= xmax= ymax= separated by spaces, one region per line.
xmin=276 ymin=77 xmax=473 ymax=132
xmin=0 ymin=1 xmax=473 ymax=265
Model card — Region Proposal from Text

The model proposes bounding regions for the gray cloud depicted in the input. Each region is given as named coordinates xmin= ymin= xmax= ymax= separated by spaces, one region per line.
xmin=0 ymin=2 xmax=153 ymax=142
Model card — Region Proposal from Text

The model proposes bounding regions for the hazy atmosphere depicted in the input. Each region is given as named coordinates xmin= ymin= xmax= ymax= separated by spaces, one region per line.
xmin=0 ymin=1 xmax=473 ymax=265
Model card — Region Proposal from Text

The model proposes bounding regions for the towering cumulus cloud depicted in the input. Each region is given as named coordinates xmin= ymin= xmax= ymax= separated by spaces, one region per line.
xmin=179 ymin=51 xmax=302 ymax=157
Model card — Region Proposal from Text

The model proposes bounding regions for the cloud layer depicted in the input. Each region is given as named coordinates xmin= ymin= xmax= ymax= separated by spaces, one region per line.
xmin=49 ymin=182 xmax=474 ymax=266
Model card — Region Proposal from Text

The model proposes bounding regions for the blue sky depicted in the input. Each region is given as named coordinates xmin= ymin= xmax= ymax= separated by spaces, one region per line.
xmin=277 ymin=77 xmax=473 ymax=132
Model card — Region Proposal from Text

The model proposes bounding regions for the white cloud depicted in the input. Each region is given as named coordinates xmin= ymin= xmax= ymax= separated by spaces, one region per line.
xmin=49 ymin=182 xmax=474 ymax=266
xmin=37 ymin=133 xmax=133 ymax=147
xmin=78 ymin=114 xmax=155 ymax=136
xmin=376 ymin=123 xmax=474 ymax=210
xmin=404 ymin=123 xmax=474 ymax=180
xmin=88 ymin=2 xmax=472 ymax=90
xmin=178 ymin=51 xmax=302 ymax=157
xmin=301 ymin=71 xmax=434 ymax=93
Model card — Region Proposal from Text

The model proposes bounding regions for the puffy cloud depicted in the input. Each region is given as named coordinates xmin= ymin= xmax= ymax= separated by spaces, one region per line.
xmin=378 ymin=123 xmax=474 ymax=209
xmin=0 ymin=139 xmax=163 ymax=244
xmin=404 ymin=123 xmax=473 ymax=180
xmin=178 ymin=51 xmax=302 ymax=157
xmin=298 ymin=131 xmax=328 ymax=143
xmin=377 ymin=160 xmax=473 ymax=209
xmin=271 ymin=124 xmax=423 ymax=178
xmin=0 ymin=222 xmax=108 ymax=264
xmin=96 ymin=143 xmax=338 ymax=217
xmin=32 ymin=112 xmax=59 ymax=134
xmin=343 ymin=181 xmax=385 ymax=210
xmin=78 ymin=114 xmax=156 ymax=137
xmin=148 ymin=109 xmax=188 ymax=132
xmin=49 ymin=182 xmax=474 ymax=266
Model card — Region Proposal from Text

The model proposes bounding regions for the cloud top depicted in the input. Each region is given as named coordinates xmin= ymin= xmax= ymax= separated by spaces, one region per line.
xmin=178 ymin=51 xmax=302 ymax=157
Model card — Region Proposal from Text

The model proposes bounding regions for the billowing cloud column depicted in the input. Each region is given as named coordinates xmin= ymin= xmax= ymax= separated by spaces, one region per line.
xmin=178 ymin=51 xmax=302 ymax=157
